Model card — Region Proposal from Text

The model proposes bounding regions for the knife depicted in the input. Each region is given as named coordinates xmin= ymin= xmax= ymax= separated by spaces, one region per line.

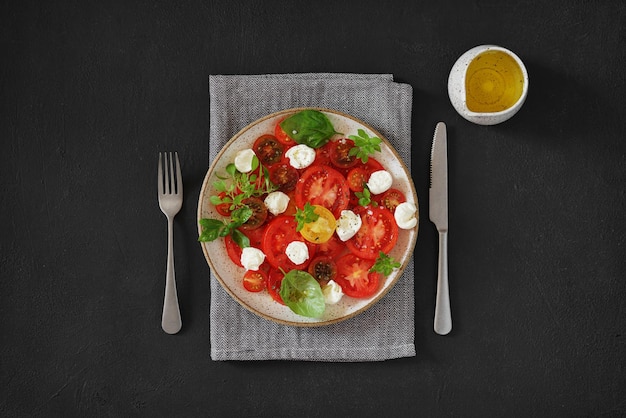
xmin=429 ymin=122 xmax=452 ymax=335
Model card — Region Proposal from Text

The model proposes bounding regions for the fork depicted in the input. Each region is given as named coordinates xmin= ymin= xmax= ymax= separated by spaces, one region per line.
xmin=158 ymin=152 xmax=183 ymax=334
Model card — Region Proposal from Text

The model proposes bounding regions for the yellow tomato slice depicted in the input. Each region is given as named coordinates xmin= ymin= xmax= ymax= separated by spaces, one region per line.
xmin=300 ymin=205 xmax=337 ymax=244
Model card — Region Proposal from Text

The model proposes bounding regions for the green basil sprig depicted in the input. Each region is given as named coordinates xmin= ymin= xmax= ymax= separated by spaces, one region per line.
xmin=198 ymin=206 xmax=252 ymax=248
xmin=279 ymin=109 xmax=340 ymax=149
xmin=370 ymin=251 xmax=401 ymax=276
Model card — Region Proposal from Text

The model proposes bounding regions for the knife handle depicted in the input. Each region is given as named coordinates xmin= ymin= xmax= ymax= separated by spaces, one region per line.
xmin=434 ymin=231 xmax=452 ymax=335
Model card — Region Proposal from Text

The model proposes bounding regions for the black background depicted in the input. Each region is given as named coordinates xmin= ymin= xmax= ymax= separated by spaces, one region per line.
xmin=2 ymin=1 xmax=625 ymax=417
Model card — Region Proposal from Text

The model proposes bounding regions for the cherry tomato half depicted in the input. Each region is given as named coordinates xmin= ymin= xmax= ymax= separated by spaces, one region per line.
xmin=334 ymin=253 xmax=381 ymax=298
xmin=215 ymin=191 xmax=233 ymax=216
xmin=253 ymin=134 xmax=284 ymax=166
xmin=275 ymin=117 xmax=296 ymax=146
xmin=239 ymin=197 xmax=268 ymax=230
xmin=346 ymin=167 xmax=368 ymax=192
xmin=328 ymin=138 xmax=358 ymax=169
xmin=377 ymin=188 xmax=406 ymax=212
xmin=307 ymin=255 xmax=337 ymax=283
xmin=346 ymin=205 xmax=399 ymax=260
xmin=269 ymin=163 xmax=299 ymax=193
xmin=243 ymin=269 xmax=267 ymax=292
xmin=299 ymin=205 xmax=337 ymax=244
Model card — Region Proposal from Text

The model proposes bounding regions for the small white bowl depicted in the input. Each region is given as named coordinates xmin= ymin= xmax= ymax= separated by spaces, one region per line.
xmin=448 ymin=45 xmax=529 ymax=125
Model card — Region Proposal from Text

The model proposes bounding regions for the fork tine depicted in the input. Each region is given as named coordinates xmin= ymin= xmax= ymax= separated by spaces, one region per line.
xmin=167 ymin=152 xmax=175 ymax=194
xmin=174 ymin=152 xmax=182 ymax=195
xmin=158 ymin=152 xmax=164 ymax=195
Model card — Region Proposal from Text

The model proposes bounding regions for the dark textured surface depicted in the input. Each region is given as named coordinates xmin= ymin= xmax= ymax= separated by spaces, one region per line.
xmin=2 ymin=0 xmax=625 ymax=416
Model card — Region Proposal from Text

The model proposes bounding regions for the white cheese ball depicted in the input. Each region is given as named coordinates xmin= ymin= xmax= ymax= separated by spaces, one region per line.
xmin=285 ymin=241 xmax=310 ymax=265
xmin=234 ymin=149 xmax=256 ymax=173
xmin=322 ymin=280 xmax=344 ymax=305
xmin=285 ymin=144 xmax=316 ymax=169
xmin=394 ymin=201 xmax=418 ymax=229
xmin=240 ymin=247 xmax=266 ymax=271
xmin=367 ymin=170 xmax=393 ymax=195
xmin=264 ymin=191 xmax=290 ymax=216
xmin=335 ymin=210 xmax=362 ymax=241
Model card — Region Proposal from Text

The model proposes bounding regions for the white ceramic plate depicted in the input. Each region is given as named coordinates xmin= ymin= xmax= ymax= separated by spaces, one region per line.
xmin=198 ymin=108 xmax=418 ymax=326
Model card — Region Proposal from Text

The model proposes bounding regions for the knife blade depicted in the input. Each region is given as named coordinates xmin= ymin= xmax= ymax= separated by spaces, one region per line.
xmin=429 ymin=122 xmax=452 ymax=335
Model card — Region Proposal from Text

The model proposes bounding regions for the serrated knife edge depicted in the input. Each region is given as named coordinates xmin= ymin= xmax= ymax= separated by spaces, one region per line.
xmin=429 ymin=122 xmax=448 ymax=230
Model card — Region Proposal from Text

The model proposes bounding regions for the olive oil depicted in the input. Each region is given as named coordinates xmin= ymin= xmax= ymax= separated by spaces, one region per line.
xmin=465 ymin=50 xmax=525 ymax=113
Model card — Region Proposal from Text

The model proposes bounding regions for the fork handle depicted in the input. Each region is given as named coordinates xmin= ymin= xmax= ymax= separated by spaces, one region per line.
xmin=434 ymin=231 xmax=452 ymax=335
xmin=162 ymin=217 xmax=182 ymax=334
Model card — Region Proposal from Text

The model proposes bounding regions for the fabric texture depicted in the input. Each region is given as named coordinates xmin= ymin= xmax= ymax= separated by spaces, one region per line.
xmin=208 ymin=73 xmax=415 ymax=361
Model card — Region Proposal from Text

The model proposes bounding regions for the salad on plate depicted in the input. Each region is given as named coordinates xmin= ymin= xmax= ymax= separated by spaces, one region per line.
xmin=198 ymin=108 xmax=418 ymax=326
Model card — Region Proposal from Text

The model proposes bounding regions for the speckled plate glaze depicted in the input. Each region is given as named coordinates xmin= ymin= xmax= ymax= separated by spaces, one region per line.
xmin=198 ymin=108 xmax=418 ymax=326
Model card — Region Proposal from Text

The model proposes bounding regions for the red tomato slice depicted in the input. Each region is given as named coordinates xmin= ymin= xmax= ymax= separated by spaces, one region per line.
xmin=214 ymin=191 xmax=233 ymax=216
xmin=240 ymin=223 xmax=267 ymax=248
xmin=334 ymin=253 xmax=381 ymax=298
xmin=295 ymin=165 xmax=350 ymax=218
xmin=316 ymin=234 xmax=343 ymax=256
xmin=266 ymin=268 xmax=285 ymax=304
xmin=224 ymin=235 xmax=243 ymax=267
xmin=253 ymin=134 xmax=284 ymax=166
xmin=346 ymin=206 xmax=399 ymax=260
xmin=361 ymin=157 xmax=384 ymax=174
xmin=243 ymin=269 xmax=266 ymax=292
xmin=269 ymin=163 xmax=299 ymax=193
xmin=262 ymin=215 xmax=316 ymax=271
xmin=275 ymin=117 xmax=296 ymax=146
xmin=328 ymin=138 xmax=358 ymax=169
xmin=346 ymin=167 xmax=368 ymax=192
xmin=315 ymin=142 xmax=332 ymax=166
xmin=376 ymin=188 xmax=406 ymax=212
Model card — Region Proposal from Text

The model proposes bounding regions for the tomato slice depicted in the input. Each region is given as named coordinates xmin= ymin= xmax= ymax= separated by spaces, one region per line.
xmin=214 ymin=191 xmax=233 ymax=216
xmin=243 ymin=270 xmax=267 ymax=292
xmin=253 ymin=134 xmax=284 ymax=166
xmin=329 ymin=138 xmax=358 ymax=169
xmin=269 ymin=163 xmax=299 ymax=193
xmin=298 ymin=205 xmax=336 ymax=244
xmin=224 ymin=235 xmax=243 ymax=267
xmin=334 ymin=253 xmax=381 ymax=298
xmin=274 ymin=117 xmax=296 ymax=146
xmin=307 ymin=255 xmax=337 ymax=283
xmin=240 ymin=223 xmax=267 ymax=248
xmin=295 ymin=165 xmax=350 ymax=218
xmin=315 ymin=142 xmax=332 ymax=166
xmin=239 ymin=197 xmax=268 ymax=230
xmin=346 ymin=167 xmax=368 ymax=192
xmin=262 ymin=215 xmax=316 ymax=271
xmin=267 ymin=268 xmax=285 ymax=304
xmin=361 ymin=157 xmax=384 ymax=175
xmin=376 ymin=188 xmax=406 ymax=212
xmin=346 ymin=206 xmax=399 ymax=260
xmin=316 ymin=234 xmax=344 ymax=256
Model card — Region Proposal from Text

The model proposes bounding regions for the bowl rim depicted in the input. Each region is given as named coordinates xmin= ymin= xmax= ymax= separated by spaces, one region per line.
xmin=448 ymin=44 xmax=529 ymax=120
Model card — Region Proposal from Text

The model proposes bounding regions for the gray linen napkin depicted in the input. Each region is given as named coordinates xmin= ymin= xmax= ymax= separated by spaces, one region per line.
xmin=208 ymin=73 xmax=415 ymax=361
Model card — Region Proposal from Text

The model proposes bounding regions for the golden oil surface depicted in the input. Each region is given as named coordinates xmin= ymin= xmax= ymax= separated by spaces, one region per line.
xmin=465 ymin=50 xmax=524 ymax=113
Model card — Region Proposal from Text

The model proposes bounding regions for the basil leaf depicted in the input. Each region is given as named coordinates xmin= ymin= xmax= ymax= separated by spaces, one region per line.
xmin=231 ymin=229 xmax=250 ymax=249
xmin=197 ymin=218 xmax=226 ymax=242
xmin=279 ymin=270 xmax=325 ymax=318
xmin=279 ymin=110 xmax=339 ymax=149
xmin=231 ymin=206 xmax=253 ymax=226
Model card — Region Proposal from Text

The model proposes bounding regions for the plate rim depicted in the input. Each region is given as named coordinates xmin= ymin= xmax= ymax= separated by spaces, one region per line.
xmin=197 ymin=107 xmax=419 ymax=327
